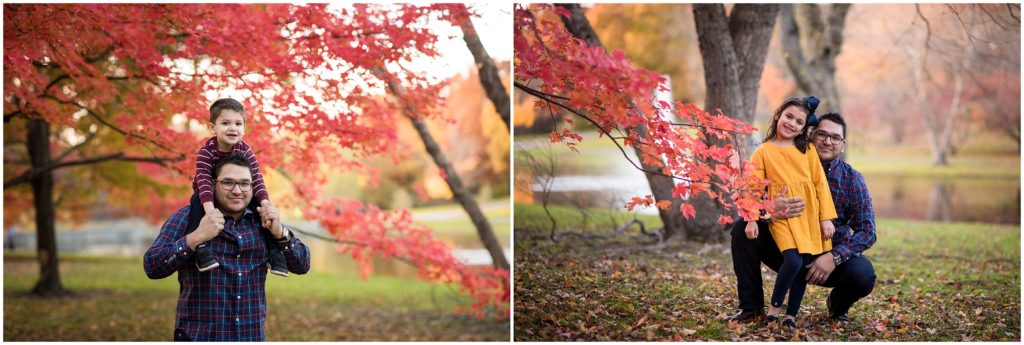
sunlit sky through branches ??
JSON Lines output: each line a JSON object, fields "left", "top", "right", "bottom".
{"left": 180, "top": 3, "right": 512, "bottom": 129}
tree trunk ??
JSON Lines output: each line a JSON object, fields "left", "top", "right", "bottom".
{"left": 690, "top": 4, "right": 780, "bottom": 241}
{"left": 27, "top": 118, "right": 67, "bottom": 296}
{"left": 375, "top": 71, "right": 509, "bottom": 270}
{"left": 909, "top": 29, "right": 971, "bottom": 166}
{"left": 406, "top": 116, "right": 509, "bottom": 270}
{"left": 779, "top": 4, "right": 850, "bottom": 115}
{"left": 555, "top": 3, "right": 689, "bottom": 241}
{"left": 456, "top": 5, "right": 511, "bottom": 130}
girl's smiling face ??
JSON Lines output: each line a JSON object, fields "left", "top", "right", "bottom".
{"left": 774, "top": 105, "right": 808, "bottom": 140}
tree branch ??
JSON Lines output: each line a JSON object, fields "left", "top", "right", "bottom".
{"left": 51, "top": 130, "right": 98, "bottom": 163}
{"left": 283, "top": 223, "right": 418, "bottom": 266}
{"left": 40, "top": 94, "right": 177, "bottom": 153}
{"left": 4, "top": 152, "right": 184, "bottom": 189}
{"left": 515, "top": 82, "right": 752, "bottom": 192}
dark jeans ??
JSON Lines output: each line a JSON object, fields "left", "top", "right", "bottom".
{"left": 730, "top": 220, "right": 876, "bottom": 316}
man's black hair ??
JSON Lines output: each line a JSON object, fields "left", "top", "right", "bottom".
{"left": 817, "top": 112, "right": 847, "bottom": 138}
{"left": 209, "top": 98, "right": 246, "bottom": 123}
{"left": 211, "top": 153, "right": 252, "bottom": 181}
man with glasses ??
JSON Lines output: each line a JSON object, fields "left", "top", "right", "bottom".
{"left": 726, "top": 112, "right": 877, "bottom": 324}
{"left": 144, "top": 153, "right": 311, "bottom": 341}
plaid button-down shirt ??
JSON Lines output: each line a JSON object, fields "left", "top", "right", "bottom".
{"left": 822, "top": 157, "right": 877, "bottom": 264}
{"left": 144, "top": 206, "right": 311, "bottom": 341}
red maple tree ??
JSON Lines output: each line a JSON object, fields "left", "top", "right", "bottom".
{"left": 4, "top": 3, "right": 507, "bottom": 318}
{"left": 514, "top": 4, "right": 773, "bottom": 224}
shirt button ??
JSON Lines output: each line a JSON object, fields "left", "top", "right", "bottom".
{"left": 237, "top": 295, "right": 241, "bottom": 300}
{"left": 238, "top": 236, "right": 242, "bottom": 239}
{"left": 238, "top": 273, "right": 242, "bottom": 277}
{"left": 236, "top": 254, "right": 241, "bottom": 258}
{"left": 235, "top": 317, "right": 240, "bottom": 322}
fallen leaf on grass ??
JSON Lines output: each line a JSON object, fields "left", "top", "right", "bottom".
{"left": 632, "top": 316, "right": 647, "bottom": 330}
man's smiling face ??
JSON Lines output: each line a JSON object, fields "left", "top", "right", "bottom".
{"left": 213, "top": 163, "right": 253, "bottom": 218}
{"left": 812, "top": 119, "right": 846, "bottom": 162}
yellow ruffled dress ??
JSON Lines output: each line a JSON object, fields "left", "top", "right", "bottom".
{"left": 750, "top": 142, "right": 838, "bottom": 255}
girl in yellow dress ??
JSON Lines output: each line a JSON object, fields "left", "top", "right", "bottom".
{"left": 745, "top": 96, "right": 837, "bottom": 329}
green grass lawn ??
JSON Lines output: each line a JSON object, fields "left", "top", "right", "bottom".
{"left": 3, "top": 253, "right": 508, "bottom": 341}
{"left": 513, "top": 203, "right": 1020, "bottom": 341}
{"left": 412, "top": 198, "right": 511, "bottom": 248}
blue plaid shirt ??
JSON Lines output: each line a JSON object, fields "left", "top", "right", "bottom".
{"left": 822, "top": 157, "right": 876, "bottom": 264}
{"left": 144, "top": 206, "right": 311, "bottom": 341}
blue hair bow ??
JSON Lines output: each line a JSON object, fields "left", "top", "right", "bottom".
{"left": 804, "top": 96, "right": 820, "bottom": 126}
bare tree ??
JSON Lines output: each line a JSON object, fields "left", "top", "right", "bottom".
{"left": 515, "top": 144, "right": 558, "bottom": 241}
{"left": 909, "top": 4, "right": 1017, "bottom": 165}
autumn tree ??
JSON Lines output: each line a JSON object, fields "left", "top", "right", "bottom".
{"left": 514, "top": 4, "right": 774, "bottom": 243}
{"left": 3, "top": 3, "right": 507, "bottom": 317}
{"left": 549, "top": 4, "right": 780, "bottom": 240}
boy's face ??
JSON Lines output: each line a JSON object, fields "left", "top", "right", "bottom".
{"left": 210, "top": 110, "right": 245, "bottom": 147}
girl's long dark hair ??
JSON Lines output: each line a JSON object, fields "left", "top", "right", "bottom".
{"left": 763, "top": 97, "right": 811, "bottom": 153}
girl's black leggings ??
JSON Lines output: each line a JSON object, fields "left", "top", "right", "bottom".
{"left": 770, "top": 249, "right": 810, "bottom": 317}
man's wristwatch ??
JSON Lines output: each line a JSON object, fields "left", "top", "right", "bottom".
{"left": 275, "top": 226, "right": 291, "bottom": 242}
{"left": 832, "top": 252, "right": 842, "bottom": 266}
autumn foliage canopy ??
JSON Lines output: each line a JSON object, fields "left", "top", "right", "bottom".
{"left": 4, "top": 3, "right": 507, "bottom": 318}
{"left": 514, "top": 4, "right": 773, "bottom": 224}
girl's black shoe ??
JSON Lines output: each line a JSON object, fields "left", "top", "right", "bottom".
{"left": 762, "top": 314, "right": 779, "bottom": 326}
{"left": 781, "top": 318, "right": 797, "bottom": 330}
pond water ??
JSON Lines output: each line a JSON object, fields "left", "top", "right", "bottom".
{"left": 520, "top": 144, "right": 1021, "bottom": 225}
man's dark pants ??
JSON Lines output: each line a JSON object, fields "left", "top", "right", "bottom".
{"left": 731, "top": 220, "right": 876, "bottom": 317}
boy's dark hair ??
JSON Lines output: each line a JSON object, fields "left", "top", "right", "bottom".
{"left": 209, "top": 98, "right": 246, "bottom": 123}
{"left": 816, "top": 112, "right": 847, "bottom": 138}
{"left": 211, "top": 153, "right": 252, "bottom": 182}
{"left": 764, "top": 97, "right": 811, "bottom": 153}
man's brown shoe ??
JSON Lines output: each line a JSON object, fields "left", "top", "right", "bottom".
{"left": 724, "top": 309, "right": 763, "bottom": 323}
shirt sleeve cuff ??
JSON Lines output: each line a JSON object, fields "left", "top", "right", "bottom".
{"left": 175, "top": 236, "right": 195, "bottom": 258}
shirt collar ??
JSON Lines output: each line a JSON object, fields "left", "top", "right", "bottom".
{"left": 222, "top": 206, "right": 256, "bottom": 223}
{"left": 822, "top": 157, "right": 841, "bottom": 173}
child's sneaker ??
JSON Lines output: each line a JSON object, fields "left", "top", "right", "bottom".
{"left": 195, "top": 242, "right": 220, "bottom": 272}
{"left": 267, "top": 248, "right": 288, "bottom": 277}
